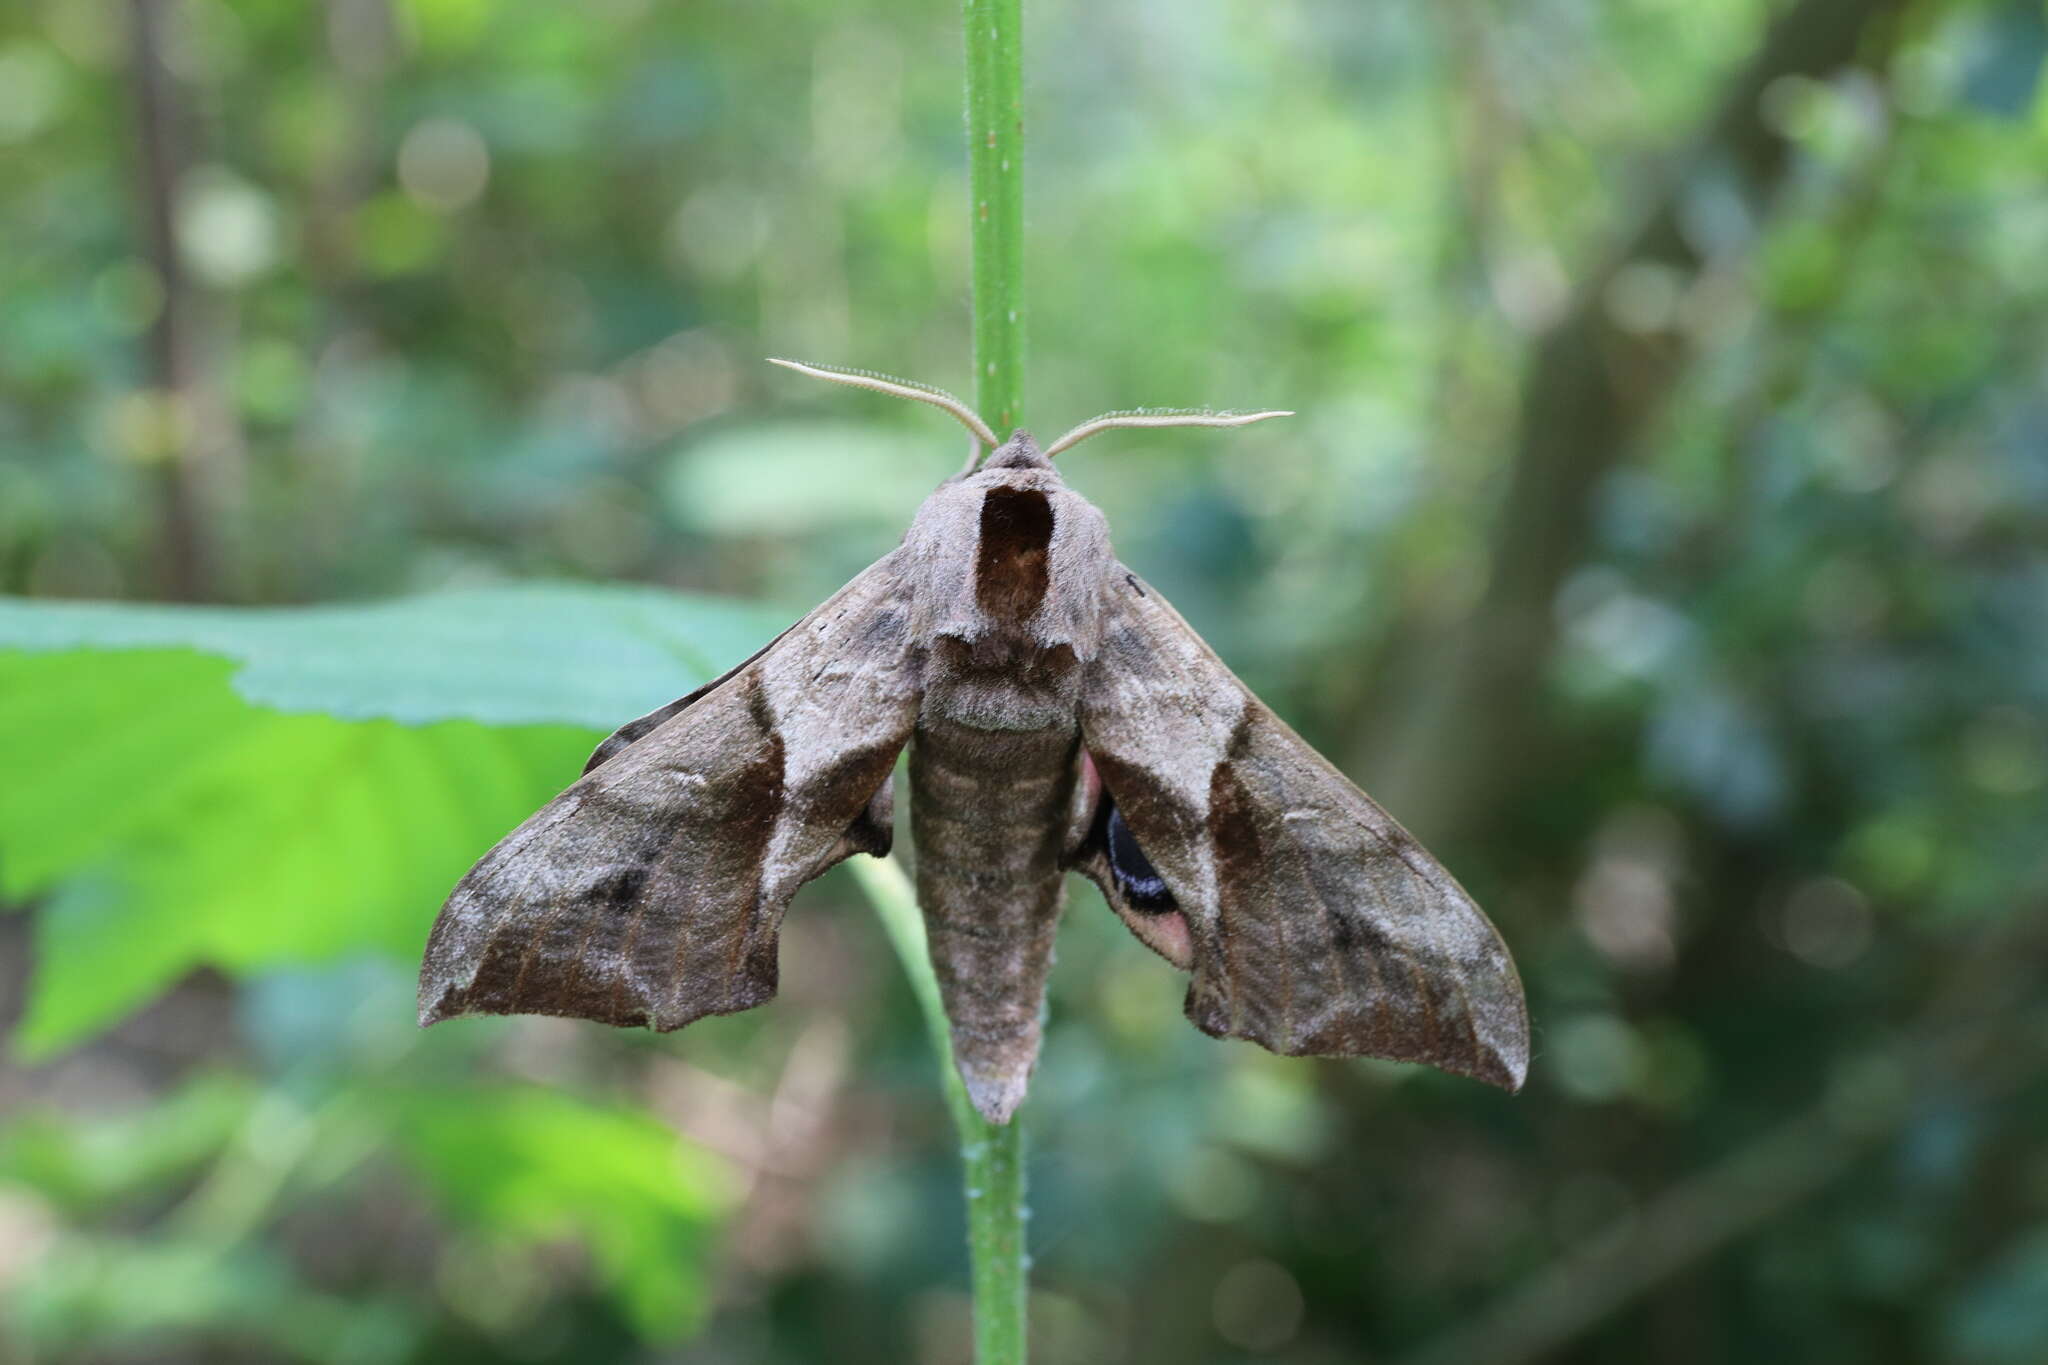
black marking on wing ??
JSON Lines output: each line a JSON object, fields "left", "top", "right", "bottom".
{"left": 1082, "top": 787, "right": 1177, "bottom": 913}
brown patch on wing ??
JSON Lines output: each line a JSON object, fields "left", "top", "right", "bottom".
{"left": 1207, "top": 730, "right": 1265, "bottom": 887}
{"left": 698, "top": 676, "right": 787, "bottom": 1016}
{"left": 734, "top": 675, "right": 788, "bottom": 840}
{"left": 1088, "top": 751, "right": 1204, "bottom": 861}
{"left": 1202, "top": 748, "right": 1270, "bottom": 1042}
{"left": 974, "top": 486, "right": 1054, "bottom": 621}
{"left": 812, "top": 743, "right": 904, "bottom": 859}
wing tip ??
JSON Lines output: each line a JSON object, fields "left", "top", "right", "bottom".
{"left": 1480, "top": 995, "right": 1533, "bottom": 1093}
{"left": 1451, "top": 1001, "right": 1530, "bottom": 1092}
{"left": 1476, "top": 1042, "right": 1530, "bottom": 1093}
{"left": 417, "top": 977, "right": 466, "bottom": 1028}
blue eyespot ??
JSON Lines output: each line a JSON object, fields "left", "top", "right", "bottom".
{"left": 1106, "top": 803, "right": 1175, "bottom": 911}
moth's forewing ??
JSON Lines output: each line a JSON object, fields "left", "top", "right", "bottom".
{"left": 1075, "top": 568, "right": 1529, "bottom": 1091}
{"left": 417, "top": 554, "right": 919, "bottom": 1033}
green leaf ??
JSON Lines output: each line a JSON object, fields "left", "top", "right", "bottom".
{"left": 0, "top": 1065, "right": 736, "bottom": 1350}
{"left": 0, "top": 583, "right": 780, "bottom": 727}
{"left": 390, "top": 1085, "right": 735, "bottom": 1340}
{"left": 0, "top": 584, "right": 786, "bottom": 1058}
{"left": 0, "top": 1072, "right": 257, "bottom": 1213}
{"left": 11, "top": 1237, "right": 419, "bottom": 1365}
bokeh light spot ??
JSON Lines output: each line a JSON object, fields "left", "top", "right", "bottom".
{"left": 668, "top": 184, "right": 768, "bottom": 282}
{"left": 1551, "top": 1013, "right": 1646, "bottom": 1104}
{"left": 1212, "top": 1259, "right": 1304, "bottom": 1352}
{"left": 398, "top": 117, "right": 491, "bottom": 213}
{"left": 176, "top": 167, "right": 281, "bottom": 287}
{"left": 1781, "top": 877, "right": 1874, "bottom": 970}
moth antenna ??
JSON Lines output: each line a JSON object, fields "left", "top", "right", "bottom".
{"left": 767, "top": 357, "right": 999, "bottom": 450}
{"left": 1042, "top": 407, "right": 1295, "bottom": 458}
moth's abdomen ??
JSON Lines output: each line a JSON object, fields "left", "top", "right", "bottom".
{"left": 908, "top": 712, "right": 1079, "bottom": 1123}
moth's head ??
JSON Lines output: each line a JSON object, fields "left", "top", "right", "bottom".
{"left": 978, "top": 429, "right": 1052, "bottom": 474}
{"left": 916, "top": 428, "right": 1089, "bottom": 561}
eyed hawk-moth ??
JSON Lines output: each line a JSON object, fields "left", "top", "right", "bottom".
{"left": 418, "top": 361, "right": 1530, "bottom": 1122}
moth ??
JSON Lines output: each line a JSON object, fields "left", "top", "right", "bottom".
{"left": 419, "top": 359, "right": 1529, "bottom": 1122}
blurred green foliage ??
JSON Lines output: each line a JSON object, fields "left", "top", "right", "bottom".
{"left": 0, "top": 586, "right": 779, "bottom": 1053}
{"left": 3, "top": 0, "right": 2047, "bottom": 1362}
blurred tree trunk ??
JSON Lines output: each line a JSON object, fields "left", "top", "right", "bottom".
{"left": 128, "top": 0, "right": 245, "bottom": 601}
{"left": 1356, "top": 0, "right": 1917, "bottom": 844}
{"left": 129, "top": 0, "right": 208, "bottom": 600}
{"left": 310, "top": 0, "right": 397, "bottom": 287}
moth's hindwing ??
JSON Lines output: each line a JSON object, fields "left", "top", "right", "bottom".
{"left": 417, "top": 552, "right": 918, "bottom": 1032}
{"left": 1075, "top": 567, "right": 1530, "bottom": 1091}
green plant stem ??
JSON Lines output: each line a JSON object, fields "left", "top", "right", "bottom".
{"left": 849, "top": 856, "right": 1028, "bottom": 1365}
{"left": 853, "top": 8, "right": 1030, "bottom": 1361}
{"left": 966, "top": 0, "right": 1025, "bottom": 440}
{"left": 960, "top": 3, "right": 1030, "bottom": 1361}
{"left": 950, "top": 0, "right": 1040, "bottom": 1358}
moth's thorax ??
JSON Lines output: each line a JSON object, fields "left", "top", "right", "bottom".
{"left": 902, "top": 438, "right": 1115, "bottom": 733}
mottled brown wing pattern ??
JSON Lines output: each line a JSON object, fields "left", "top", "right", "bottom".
{"left": 1076, "top": 567, "right": 1530, "bottom": 1090}
{"left": 417, "top": 551, "right": 919, "bottom": 1033}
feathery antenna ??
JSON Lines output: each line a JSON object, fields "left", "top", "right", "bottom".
{"left": 1042, "top": 407, "right": 1294, "bottom": 459}
{"left": 768, "top": 358, "right": 999, "bottom": 450}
